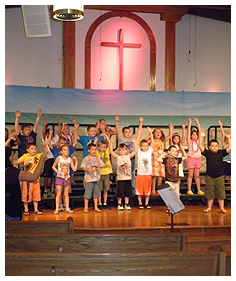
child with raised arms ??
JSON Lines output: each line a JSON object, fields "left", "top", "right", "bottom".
{"left": 52, "top": 144, "right": 78, "bottom": 214}
{"left": 135, "top": 127, "right": 154, "bottom": 209}
{"left": 114, "top": 115, "right": 143, "bottom": 191}
{"left": 187, "top": 118, "right": 204, "bottom": 195}
{"left": 14, "top": 109, "right": 42, "bottom": 158}
{"left": 146, "top": 124, "right": 174, "bottom": 194}
{"left": 158, "top": 144, "right": 187, "bottom": 199}
{"left": 170, "top": 122, "right": 186, "bottom": 190}
{"left": 108, "top": 136, "right": 138, "bottom": 210}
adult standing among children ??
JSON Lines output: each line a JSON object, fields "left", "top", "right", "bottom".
{"left": 5, "top": 146, "right": 48, "bottom": 221}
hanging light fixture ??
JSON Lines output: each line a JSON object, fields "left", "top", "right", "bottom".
{"left": 52, "top": 5, "right": 84, "bottom": 21}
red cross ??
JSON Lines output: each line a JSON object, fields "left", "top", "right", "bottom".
{"left": 101, "top": 29, "right": 141, "bottom": 90}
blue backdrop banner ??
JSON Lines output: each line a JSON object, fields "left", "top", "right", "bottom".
{"left": 5, "top": 85, "right": 231, "bottom": 116}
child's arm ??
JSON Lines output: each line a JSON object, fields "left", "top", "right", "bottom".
{"left": 71, "top": 156, "right": 78, "bottom": 172}
{"left": 106, "top": 125, "right": 116, "bottom": 136}
{"left": 156, "top": 153, "right": 167, "bottom": 163}
{"left": 218, "top": 120, "right": 226, "bottom": 146}
{"left": 133, "top": 116, "right": 144, "bottom": 140}
{"left": 114, "top": 115, "right": 121, "bottom": 140}
{"left": 52, "top": 157, "right": 61, "bottom": 175}
{"left": 15, "top": 155, "right": 25, "bottom": 166}
{"left": 194, "top": 117, "right": 201, "bottom": 137}
{"left": 129, "top": 138, "right": 138, "bottom": 159}
{"left": 42, "top": 118, "right": 47, "bottom": 140}
{"left": 179, "top": 143, "right": 187, "bottom": 160}
{"left": 198, "top": 130, "right": 206, "bottom": 153}
{"left": 57, "top": 116, "right": 62, "bottom": 136}
{"left": 33, "top": 109, "right": 43, "bottom": 133}
{"left": 109, "top": 137, "right": 118, "bottom": 160}
{"left": 5, "top": 131, "right": 18, "bottom": 147}
{"left": 147, "top": 126, "right": 154, "bottom": 148}
{"left": 225, "top": 134, "right": 231, "bottom": 154}
{"left": 14, "top": 110, "right": 21, "bottom": 135}
{"left": 72, "top": 125, "right": 78, "bottom": 148}
{"left": 47, "top": 127, "right": 54, "bottom": 150}
{"left": 181, "top": 122, "right": 186, "bottom": 145}
{"left": 187, "top": 118, "right": 192, "bottom": 146}
{"left": 165, "top": 123, "right": 174, "bottom": 142}
{"left": 95, "top": 120, "right": 101, "bottom": 135}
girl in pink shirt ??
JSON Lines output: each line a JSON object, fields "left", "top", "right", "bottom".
{"left": 187, "top": 118, "right": 204, "bottom": 195}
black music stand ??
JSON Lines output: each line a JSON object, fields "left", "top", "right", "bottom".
{"left": 157, "top": 184, "right": 188, "bottom": 232}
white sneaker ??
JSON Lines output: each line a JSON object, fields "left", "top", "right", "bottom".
{"left": 117, "top": 204, "right": 124, "bottom": 210}
{"left": 124, "top": 204, "right": 131, "bottom": 210}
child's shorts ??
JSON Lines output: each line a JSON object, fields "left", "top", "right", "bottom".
{"left": 43, "top": 158, "right": 54, "bottom": 179}
{"left": 165, "top": 181, "right": 180, "bottom": 198}
{"left": 135, "top": 175, "right": 152, "bottom": 196}
{"left": 22, "top": 181, "right": 41, "bottom": 202}
{"left": 116, "top": 180, "right": 132, "bottom": 198}
{"left": 99, "top": 175, "right": 110, "bottom": 191}
{"left": 204, "top": 175, "right": 226, "bottom": 200}
{"left": 55, "top": 177, "right": 70, "bottom": 186}
{"left": 187, "top": 157, "right": 201, "bottom": 169}
{"left": 84, "top": 181, "right": 100, "bottom": 199}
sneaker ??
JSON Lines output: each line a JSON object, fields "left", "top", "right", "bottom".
{"left": 124, "top": 204, "right": 131, "bottom": 210}
{"left": 98, "top": 204, "right": 103, "bottom": 210}
{"left": 197, "top": 190, "right": 204, "bottom": 196}
{"left": 102, "top": 204, "right": 111, "bottom": 210}
{"left": 117, "top": 204, "right": 124, "bottom": 210}
{"left": 187, "top": 190, "right": 194, "bottom": 195}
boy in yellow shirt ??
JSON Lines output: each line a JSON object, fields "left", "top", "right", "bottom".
{"left": 15, "top": 144, "right": 43, "bottom": 215}
{"left": 96, "top": 140, "right": 113, "bottom": 210}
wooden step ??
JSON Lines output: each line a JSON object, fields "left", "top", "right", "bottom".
{"left": 187, "top": 235, "right": 231, "bottom": 256}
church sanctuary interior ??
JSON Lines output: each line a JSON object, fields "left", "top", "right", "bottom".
{"left": 5, "top": 4, "right": 231, "bottom": 276}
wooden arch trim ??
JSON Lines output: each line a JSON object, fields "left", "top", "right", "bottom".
{"left": 85, "top": 11, "right": 156, "bottom": 91}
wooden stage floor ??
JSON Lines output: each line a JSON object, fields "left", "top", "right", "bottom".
{"left": 21, "top": 205, "right": 231, "bottom": 233}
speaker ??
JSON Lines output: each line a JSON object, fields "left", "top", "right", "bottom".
{"left": 21, "top": 5, "right": 52, "bottom": 38}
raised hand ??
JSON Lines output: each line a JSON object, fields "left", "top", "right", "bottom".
{"left": 15, "top": 110, "right": 21, "bottom": 118}
{"left": 217, "top": 120, "right": 223, "bottom": 127}
{"left": 37, "top": 109, "right": 43, "bottom": 117}
{"left": 188, "top": 118, "right": 192, "bottom": 123}
{"left": 194, "top": 117, "right": 199, "bottom": 123}
{"left": 200, "top": 130, "right": 206, "bottom": 137}
{"left": 57, "top": 116, "right": 61, "bottom": 123}
{"left": 43, "top": 118, "right": 48, "bottom": 125}
{"left": 182, "top": 122, "right": 186, "bottom": 127}
{"left": 114, "top": 115, "right": 120, "bottom": 122}
{"left": 147, "top": 126, "right": 152, "bottom": 134}
{"left": 169, "top": 123, "right": 174, "bottom": 130}
{"left": 139, "top": 116, "right": 144, "bottom": 122}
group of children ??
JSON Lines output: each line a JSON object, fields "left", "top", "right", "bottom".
{"left": 5, "top": 110, "right": 231, "bottom": 215}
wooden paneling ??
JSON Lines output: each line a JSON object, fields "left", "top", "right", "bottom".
{"left": 63, "top": 22, "right": 75, "bottom": 89}
{"left": 5, "top": 217, "right": 74, "bottom": 234}
{"left": 5, "top": 251, "right": 226, "bottom": 276}
{"left": 5, "top": 233, "right": 186, "bottom": 252}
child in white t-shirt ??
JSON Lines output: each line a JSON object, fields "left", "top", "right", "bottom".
{"left": 135, "top": 127, "right": 154, "bottom": 209}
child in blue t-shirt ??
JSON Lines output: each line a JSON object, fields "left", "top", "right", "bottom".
{"left": 78, "top": 125, "right": 104, "bottom": 157}
{"left": 14, "top": 109, "right": 42, "bottom": 158}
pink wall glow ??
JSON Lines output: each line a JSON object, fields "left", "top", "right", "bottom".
{"left": 91, "top": 17, "right": 150, "bottom": 91}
